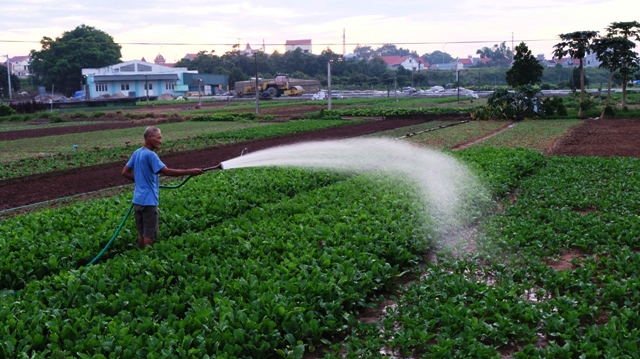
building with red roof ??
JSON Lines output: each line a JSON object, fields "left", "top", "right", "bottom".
{"left": 380, "top": 56, "right": 426, "bottom": 71}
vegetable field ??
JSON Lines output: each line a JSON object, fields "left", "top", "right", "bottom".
{"left": 2, "top": 112, "right": 640, "bottom": 358}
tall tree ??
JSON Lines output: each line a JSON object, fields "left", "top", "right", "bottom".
{"left": 552, "top": 30, "right": 599, "bottom": 117}
{"left": 174, "top": 51, "right": 223, "bottom": 74}
{"left": 422, "top": 51, "right": 454, "bottom": 65}
{"left": 476, "top": 42, "right": 513, "bottom": 67}
{"left": 30, "top": 24, "right": 122, "bottom": 96}
{"left": 506, "top": 42, "right": 544, "bottom": 87}
{"left": 603, "top": 21, "right": 640, "bottom": 108}
{"left": 592, "top": 36, "right": 639, "bottom": 116}
{"left": 353, "top": 45, "right": 374, "bottom": 60}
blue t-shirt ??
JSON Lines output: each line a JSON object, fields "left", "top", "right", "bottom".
{"left": 126, "top": 147, "right": 166, "bottom": 206}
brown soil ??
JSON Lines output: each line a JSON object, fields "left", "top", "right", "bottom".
{"left": 547, "top": 118, "right": 640, "bottom": 157}
{"left": 0, "top": 118, "right": 429, "bottom": 211}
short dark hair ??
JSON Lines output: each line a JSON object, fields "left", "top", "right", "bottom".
{"left": 143, "top": 126, "right": 160, "bottom": 139}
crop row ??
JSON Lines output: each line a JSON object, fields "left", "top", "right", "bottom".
{"left": 0, "top": 174, "right": 433, "bottom": 358}
{"left": 0, "top": 167, "right": 348, "bottom": 291}
{"left": 0, "top": 119, "right": 354, "bottom": 180}
{"left": 324, "top": 152, "right": 640, "bottom": 358}
{"left": 322, "top": 107, "right": 471, "bottom": 118}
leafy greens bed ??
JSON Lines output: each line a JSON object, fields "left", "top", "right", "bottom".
{"left": 5, "top": 147, "right": 638, "bottom": 358}
{"left": 326, "top": 152, "right": 640, "bottom": 358}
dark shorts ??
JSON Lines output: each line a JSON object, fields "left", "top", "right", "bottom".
{"left": 133, "top": 205, "right": 159, "bottom": 239}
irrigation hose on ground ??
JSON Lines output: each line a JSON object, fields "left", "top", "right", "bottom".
{"left": 85, "top": 163, "right": 224, "bottom": 266}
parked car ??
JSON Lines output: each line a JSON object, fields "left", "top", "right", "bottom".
{"left": 331, "top": 91, "right": 344, "bottom": 99}
{"left": 311, "top": 91, "right": 327, "bottom": 101}
{"left": 311, "top": 90, "right": 345, "bottom": 101}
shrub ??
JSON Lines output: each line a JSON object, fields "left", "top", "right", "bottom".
{"left": 0, "top": 104, "right": 17, "bottom": 117}
{"left": 70, "top": 111, "right": 89, "bottom": 119}
{"left": 50, "top": 115, "right": 66, "bottom": 123}
{"left": 191, "top": 113, "right": 258, "bottom": 122}
{"left": 602, "top": 105, "right": 615, "bottom": 117}
{"left": 579, "top": 98, "right": 597, "bottom": 112}
{"left": 540, "top": 96, "right": 567, "bottom": 116}
{"left": 91, "top": 111, "right": 105, "bottom": 118}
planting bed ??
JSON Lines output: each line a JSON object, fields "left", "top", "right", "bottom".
{"left": 0, "top": 119, "right": 429, "bottom": 211}
{"left": 548, "top": 118, "right": 640, "bottom": 157}
{"left": 4, "top": 113, "right": 640, "bottom": 357}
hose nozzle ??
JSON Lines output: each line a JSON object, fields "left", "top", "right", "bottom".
{"left": 203, "top": 163, "right": 224, "bottom": 172}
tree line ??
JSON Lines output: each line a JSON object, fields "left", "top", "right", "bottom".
{"left": 3, "top": 23, "right": 639, "bottom": 99}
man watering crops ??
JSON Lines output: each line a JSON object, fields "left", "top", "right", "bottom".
{"left": 122, "top": 126, "right": 203, "bottom": 249}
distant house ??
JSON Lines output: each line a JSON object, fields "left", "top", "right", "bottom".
{"left": 152, "top": 53, "right": 174, "bottom": 67}
{"left": 458, "top": 57, "right": 474, "bottom": 69}
{"left": 473, "top": 57, "right": 493, "bottom": 67}
{"left": 81, "top": 59, "right": 229, "bottom": 99}
{"left": 554, "top": 58, "right": 577, "bottom": 67}
{"left": 285, "top": 39, "right": 312, "bottom": 54}
{"left": 536, "top": 54, "right": 557, "bottom": 68}
{"left": 380, "top": 56, "right": 426, "bottom": 71}
{"left": 8, "top": 55, "right": 31, "bottom": 77}
{"left": 183, "top": 53, "right": 199, "bottom": 61}
{"left": 244, "top": 43, "right": 259, "bottom": 56}
{"left": 583, "top": 51, "right": 601, "bottom": 67}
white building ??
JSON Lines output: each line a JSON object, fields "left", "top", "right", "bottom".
{"left": 81, "top": 59, "right": 229, "bottom": 98}
{"left": 285, "top": 39, "right": 312, "bottom": 54}
{"left": 380, "top": 56, "right": 426, "bottom": 71}
{"left": 8, "top": 55, "right": 31, "bottom": 77}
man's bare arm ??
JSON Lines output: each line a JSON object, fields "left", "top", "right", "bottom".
{"left": 122, "top": 166, "right": 135, "bottom": 181}
{"left": 160, "top": 167, "right": 203, "bottom": 177}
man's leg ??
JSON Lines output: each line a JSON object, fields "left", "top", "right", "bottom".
{"left": 140, "top": 206, "right": 159, "bottom": 249}
{"left": 134, "top": 205, "right": 145, "bottom": 249}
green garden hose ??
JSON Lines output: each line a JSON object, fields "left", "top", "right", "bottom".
{"left": 85, "top": 175, "right": 195, "bottom": 266}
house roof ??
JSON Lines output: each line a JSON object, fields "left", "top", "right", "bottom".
{"left": 285, "top": 39, "right": 312, "bottom": 46}
{"left": 458, "top": 58, "right": 473, "bottom": 65}
{"left": 94, "top": 74, "right": 179, "bottom": 82}
{"left": 478, "top": 58, "right": 492, "bottom": 64}
{"left": 9, "top": 55, "right": 30, "bottom": 62}
{"left": 184, "top": 53, "right": 199, "bottom": 60}
{"left": 380, "top": 55, "right": 424, "bottom": 66}
{"left": 554, "top": 58, "right": 575, "bottom": 64}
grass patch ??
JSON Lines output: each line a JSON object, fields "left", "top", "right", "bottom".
{"left": 474, "top": 119, "right": 582, "bottom": 151}
{"left": 407, "top": 120, "right": 507, "bottom": 149}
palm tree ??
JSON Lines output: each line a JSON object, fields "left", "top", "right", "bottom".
{"left": 553, "top": 31, "right": 599, "bottom": 117}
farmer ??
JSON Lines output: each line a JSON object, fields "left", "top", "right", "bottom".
{"left": 122, "top": 126, "right": 203, "bottom": 249}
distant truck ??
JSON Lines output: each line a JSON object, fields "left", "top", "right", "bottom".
{"left": 237, "top": 75, "right": 305, "bottom": 98}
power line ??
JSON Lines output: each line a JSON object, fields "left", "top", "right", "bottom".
{"left": 0, "top": 39, "right": 558, "bottom": 47}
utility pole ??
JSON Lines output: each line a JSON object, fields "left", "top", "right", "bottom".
{"left": 394, "top": 76, "right": 397, "bottom": 102}
{"left": 327, "top": 60, "right": 332, "bottom": 110}
{"left": 6, "top": 55, "right": 12, "bottom": 101}
{"left": 198, "top": 78, "right": 202, "bottom": 108}
{"left": 145, "top": 75, "right": 149, "bottom": 106}
{"left": 254, "top": 53, "right": 260, "bottom": 115}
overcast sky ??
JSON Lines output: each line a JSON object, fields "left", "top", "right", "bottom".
{"left": 1, "top": 0, "right": 637, "bottom": 64}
